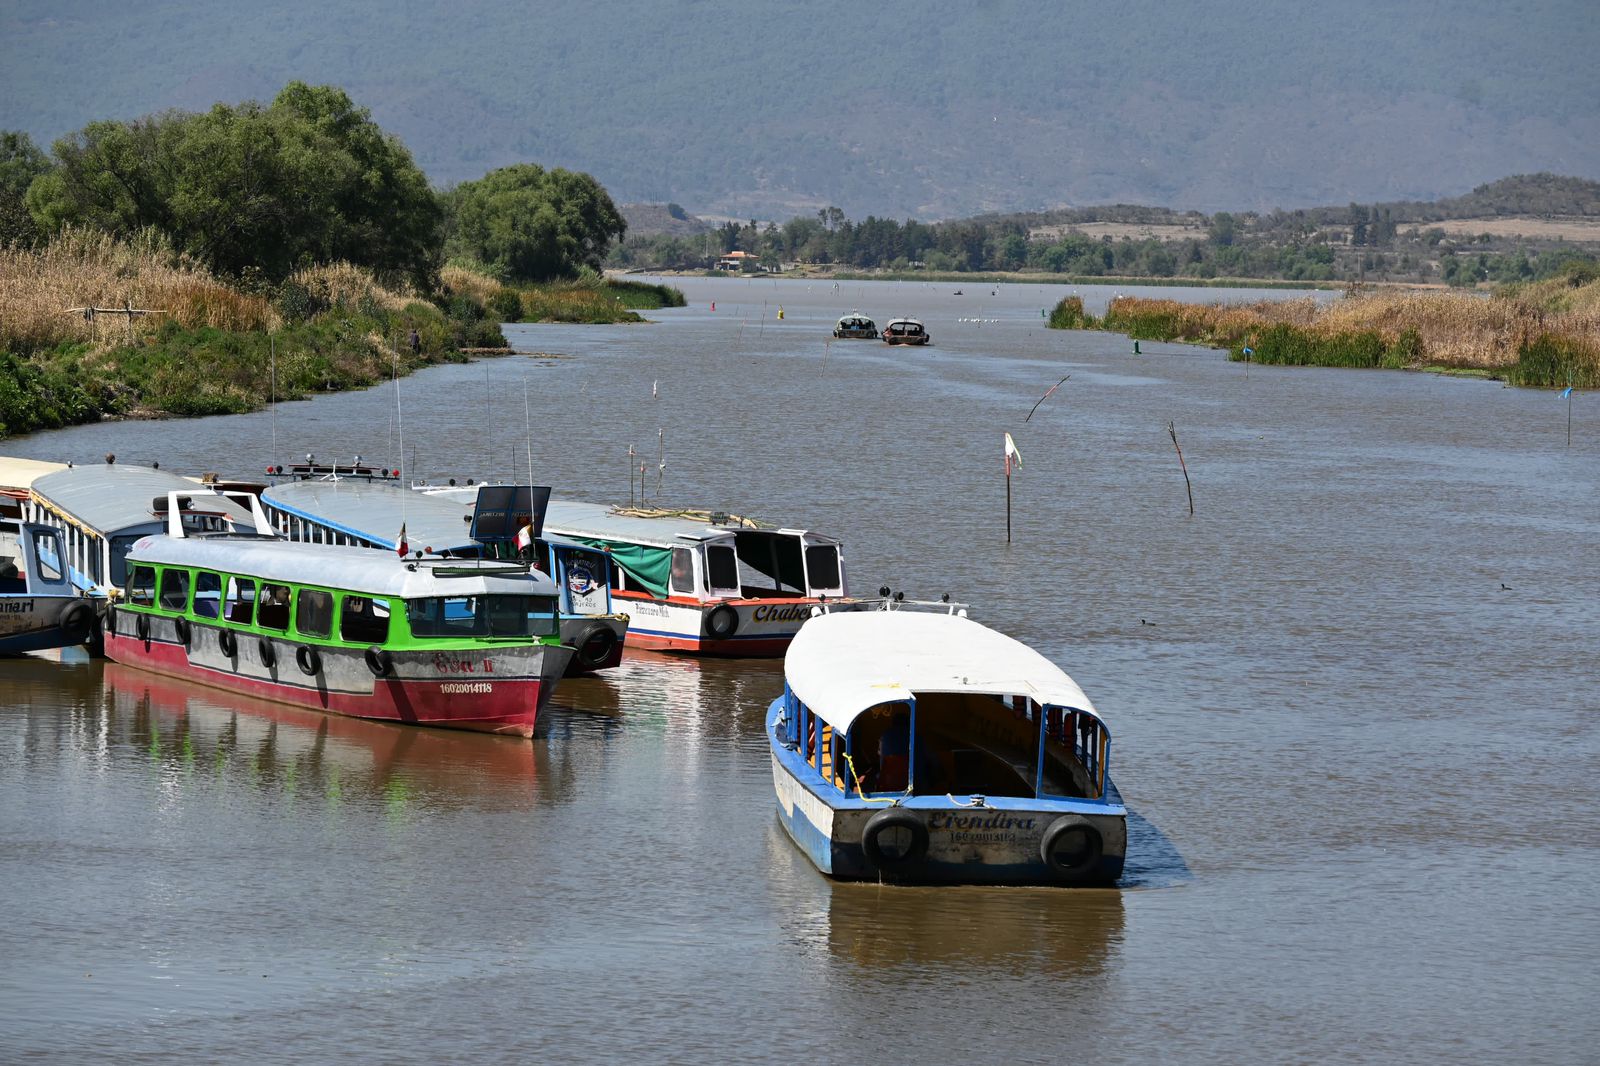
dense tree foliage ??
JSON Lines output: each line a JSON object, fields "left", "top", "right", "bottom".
{"left": 445, "top": 165, "right": 626, "bottom": 282}
{"left": 25, "top": 84, "right": 442, "bottom": 288}
{"left": 0, "top": 131, "right": 50, "bottom": 247}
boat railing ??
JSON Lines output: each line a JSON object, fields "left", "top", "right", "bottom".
{"left": 165, "top": 489, "right": 278, "bottom": 540}
{"left": 809, "top": 589, "right": 968, "bottom": 618}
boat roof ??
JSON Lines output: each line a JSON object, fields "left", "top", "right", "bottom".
{"left": 31, "top": 465, "right": 254, "bottom": 535}
{"left": 264, "top": 479, "right": 600, "bottom": 556}
{"left": 837, "top": 313, "right": 874, "bottom": 323}
{"left": 786, "top": 611, "right": 1098, "bottom": 732}
{"left": 886, "top": 317, "right": 924, "bottom": 326}
{"left": 127, "top": 535, "right": 560, "bottom": 599}
{"left": 543, "top": 499, "right": 772, "bottom": 550}
{"left": 0, "top": 456, "right": 67, "bottom": 494}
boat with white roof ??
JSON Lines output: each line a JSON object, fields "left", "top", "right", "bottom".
{"left": 768, "top": 599, "right": 1126, "bottom": 885}
{"left": 538, "top": 500, "right": 848, "bottom": 656}
{"left": 103, "top": 489, "right": 573, "bottom": 737}
{"left": 259, "top": 463, "right": 630, "bottom": 674}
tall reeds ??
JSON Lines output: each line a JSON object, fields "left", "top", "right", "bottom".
{"left": 1067, "top": 287, "right": 1600, "bottom": 387}
{"left": 0, "top": 228, "right": 278, "bottom": 353}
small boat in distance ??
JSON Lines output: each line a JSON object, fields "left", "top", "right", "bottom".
{"left": 882, "top": 318, "right": 931, "bottom": 345}
{"left": 769, "top": 600, "right": 1126, "bottom": 885}
{"left": 103, "top": 488, "right": 574, "bottom": 737}
{"left": 832, "top": 313, "right": 878, "bottom": 339}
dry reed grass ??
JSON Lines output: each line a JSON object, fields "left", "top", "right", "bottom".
{"left": 440, "top": 264, "right": 504, "bottom": 304}
{"left": 288, "top": 262, "right": 414, "bottom": 315}
{"left": 0, "top": 228, "right": 279, "bottom": 352}
{"left": 1102, "top": 287, "right": 1600, "bottom": 374}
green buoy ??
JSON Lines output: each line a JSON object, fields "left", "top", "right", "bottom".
{"left": 1133, "top": 340, "right": 1141, "bottom": 354}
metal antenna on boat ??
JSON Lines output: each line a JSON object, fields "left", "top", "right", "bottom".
{"left": 524, "top": 376, "right": 535, "bottom": 494}
{"left": 269, "top": 332, "right": 277, "bottom": 470}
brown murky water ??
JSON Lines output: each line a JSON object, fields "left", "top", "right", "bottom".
{"left": 3, "top": 278, "right": 1597, "bottom": 1062}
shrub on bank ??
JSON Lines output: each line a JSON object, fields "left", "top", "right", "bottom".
{"left": 1047, "top": 295, "right": 1095, "bottom": 329}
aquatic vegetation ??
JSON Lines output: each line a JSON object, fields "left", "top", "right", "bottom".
{"left": 1052, "top": 284, "right": 1600, "bottom": 388}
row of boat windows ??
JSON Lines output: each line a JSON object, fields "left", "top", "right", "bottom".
{"left": 783, "top": 693, "right": 1110, "bottom": 801}
{"left": 664, "top": 543, "right": 842, "bottom": 597}
{"left": 123, "top": 564, "right": 559, "bottom": 641}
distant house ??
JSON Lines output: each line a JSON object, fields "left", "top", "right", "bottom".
{"left": 716, "top": 250, "right": 756, "bottom": 271}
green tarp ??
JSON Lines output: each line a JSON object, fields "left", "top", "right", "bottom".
{"left": 570, "top": 537, "right": 672, "bottom": 598}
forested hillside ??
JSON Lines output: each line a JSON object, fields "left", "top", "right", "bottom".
{"left": 3, "top": 0, "right": 1596, "bottom": 219}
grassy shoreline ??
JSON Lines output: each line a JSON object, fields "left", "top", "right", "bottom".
{"left": 0, "top": 234, "right": 683, "bottom": 439}
{"left": 1046, "top": 274, "right": 1600, "bottom": 388}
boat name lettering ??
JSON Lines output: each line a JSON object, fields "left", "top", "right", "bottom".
{"left": 928, "top": 813, "right": 1038, "bottom": 832}
{"left": 433, "top": 655, "right": 495, "bottom": 674}
{"left": 752, "top": 604, "right": 811, "bottom": 624}
{"left": 440, "top": 682, "right": 494, "bottom": 694}
{"left": 632, "top": 602, "right": 669, "bottom": 617}
{"left": 0, "top": 599, "right": 36, "bottom": 614}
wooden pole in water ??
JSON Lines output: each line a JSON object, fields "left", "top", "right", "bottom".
{"left": 1168, "top": 421, "right": 1194, "bottom": 516}
{"left": 1568, "top": 370, "right": 1574, "bottom": 448}
{"left": 1006, "top": 467, "right": 1012, "bottom": 543}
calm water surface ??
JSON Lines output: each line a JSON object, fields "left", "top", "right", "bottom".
{"left": 3, "top": 278, "right": 1597, "bottom": 1062}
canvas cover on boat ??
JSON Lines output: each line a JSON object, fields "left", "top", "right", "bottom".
{"left": 568, "top": 537, "right": 672, "bottom": 598}
{"left": 786, "top": 611, "right": 1099, "bottom": 732}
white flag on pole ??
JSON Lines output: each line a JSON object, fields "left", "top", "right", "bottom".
{"left": 1004, "top": 432, "right": 1023, "bottom": 475}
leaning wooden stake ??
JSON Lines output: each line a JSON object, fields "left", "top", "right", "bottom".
{"left": 1167, "top": 421, "right": 1194, "bottom": 516}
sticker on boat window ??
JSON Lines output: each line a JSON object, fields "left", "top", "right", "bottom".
{"left": 567, "top": 559, "right": 598, "bottom": 596}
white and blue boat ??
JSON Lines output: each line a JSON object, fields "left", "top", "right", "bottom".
{"left": 0, "top": 518, "right": 97, "bottom": 654}
{"left": 769, "top": 602, "right": 1126, "bottom": 885}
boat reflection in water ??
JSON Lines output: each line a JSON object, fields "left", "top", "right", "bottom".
{"left": 817, "top": 880, "right": 1125, "bottom": 976}
{"left": 100, "top": 663, "right": 562, "bottom": 811}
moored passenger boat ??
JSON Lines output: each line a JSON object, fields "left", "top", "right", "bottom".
{"left": 103, "top": 490, "right": 573, "bottom": 737}
{"left": 0, "top": 519, "right": 98, "bottom": 654}
{"left": 260, "top": 466, "right": 630, "bottom": 674}
{"left": 882, "top": 318, "right": 931, "bottom": 345}
{"left": 769, "top": 602, "right": 1126, "bottom": 885}
{"left": 833, "top": 313, "right": 878, "bottom": 339}
{"left": 540, "top": 500, "right": 848, "bottom": 656}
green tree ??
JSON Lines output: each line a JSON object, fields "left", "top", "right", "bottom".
{"left": 0, "top": 130, "right": 51, "bottom": 246}
{"left": 447, "top": 163, "right": 625, "bottom": 282}
{"left": 26, "top": 83, "right": 442, "bottom": 288}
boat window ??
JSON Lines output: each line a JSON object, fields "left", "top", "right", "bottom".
{"left": 1039, "top": 706, "right": 1107, "bottom": 800}
{"left": 257, "top": 583, "right": 292, "bottom": 631}
{"left": 223, "top": 576, "right": 257, "bottom": 625}
{"left": 705, "top": 545, "right": 738, "bottom": 592}
{"left": 851, "top": 703, "right": 913, "bottom": 794}
{"left": 734, "top": 531, "right": 806, "bottom": 596}
{"left": 30, "top": 529, "right": 63, "bottom": 582}
{"left": 669, "top": 548, "right": 696, "bottom": 595}
{"left": 109, "top": 534, "right": 143, "bottom": 587}
{"left": 158, "top": 568, "right": 190, "bottom": 612}
{"left": 406, "top": 595, "right": 559, "bottom": 638}
{"left": 909, "top": 692, "right": 1043, "bottom": 799}
{"left": 193, "top": 571, "right": 222, "bottom": 618}
{"left": 295, "top": 588, "right": 334, "bottom": 638}
{"left": 340, "top": 596, "right": 392, "bottom": 644}
{"left": 804, "top": 545, "right": 840, "bottom": 591}
{"left": 127, "top": 564, "right": 156, "bottom": 607}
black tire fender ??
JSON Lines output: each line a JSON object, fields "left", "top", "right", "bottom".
{"left": 59, "top": 600, "right": 95, "bottom": 643}
{"left": 1039, "top": 815, "right": 1104, "bottom": 878}
{"left": 218, "top": 628, "right": 238, "bottom": 658}
{"left": 364, "top": 645, "right": 393, "bottom": 677}
{"left": 258, "top": 636, "right": 276, "bottom": 669}
{"left": 135, "top": 612, "right": 150, "bottom": 642}
{"left": 572, "top": 623, "right": 618, "bottom": 670}
{"left": 173, "top": 617, "right": 191, "bottom": 647}
{"left": 705, "top": 604, "right": 739, "bottom": 640}
{"left": 861, "top": 808, "right": 929, "bottom": 870}
{"left": 295, "top": 644, "right": 321, "bottom": 676}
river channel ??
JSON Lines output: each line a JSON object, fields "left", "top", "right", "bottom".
{"left": 2, "top": 277, "right": 1597, "bottom": 1062}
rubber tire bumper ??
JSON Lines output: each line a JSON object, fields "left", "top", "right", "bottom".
{"left": 58, "top": 601, "right": 95, "bottom": 643}
{"left": 861, "top": 808, "right": 929, "bottom": 871}
{"left": 295, "top": 644, "right": 321, "bottom": 676}
{"left": 705, "top": 605, "right": 739, "bottom": 640}
{"left": 365, "top": 645, "right": 393, "bottom": 677}
{"left": 572, "top": 624, "right": 618, "bottom": 670}
{"left": 258, "top": 637, "right": 276, "bottom": 669}
{"left": 1039, "top": 815, "right": 1104, "bottom": 879}
{"left": 218, "top": 628, "right": 238, "bottom": 658}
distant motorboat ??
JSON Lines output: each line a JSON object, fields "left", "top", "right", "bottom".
{"left": 832, "top": 313, "right": 878, "bottom": 340}
{"left": 882, "top": 318, "right": 931, "bottom": 346}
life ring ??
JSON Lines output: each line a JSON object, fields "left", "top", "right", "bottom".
{"left": 861, "top": 808, "right": 929, "bottom": 870}
{"left": 572, "top": 623, "right": 618, "bottom": 671}
{"left": 364, "top": 645, "right": 393, "bottom": 677}
{"left": 218, "top": 628, "right": 238, "bottom": 658}
{"left": 58, "top": 601, "right": 95, "bottom": 643}
{"left": 258, "top": 637, "right": 276, "bottom": 668}
{"left": 173, "top": 617, "right": 191, "bottom": 647}
{"left": 1039, "top": 815, "right": 1104, "bottom": 878}
{"left": 705, "top": 604, "right": 739, "bottom": 640}
{"left": 135, "top": 612, "right": 150, "bottom": 642}
{"left": 295, "top": 644, "right": 321, "bottom": 676}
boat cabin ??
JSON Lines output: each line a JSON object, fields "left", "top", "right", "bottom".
{"left": 882, "top": 318, "right": 930, "bottom": 345}
{"left": 833, "top": 314, "right": 878, "bottom": 339}
{"left": 25, "top": 464, "right": 258, "bottom": 596}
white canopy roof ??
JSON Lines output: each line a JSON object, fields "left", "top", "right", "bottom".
{"left": 785, "top": 611, "right": 1099, "bottom": 732}
{"left": 128, "top": 535, "right": 559, "bottom": 599}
